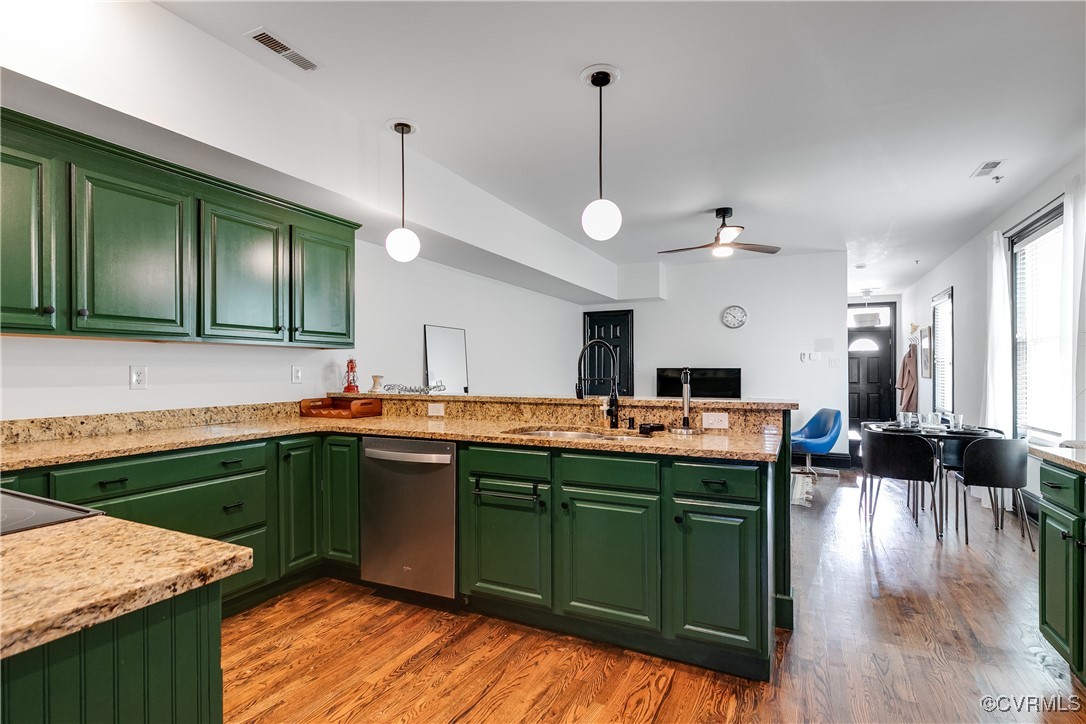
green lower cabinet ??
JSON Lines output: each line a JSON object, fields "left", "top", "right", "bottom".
{"left": 665, "top": 497, "right": 763, "bottom": 652}
{"left": 1, "top": 583, "right": 223, "bottom": 724}
{"left": 555, "top": 485, "right": 660, "bottom": 631}
{"left": 221, "top": 526, "right": 277, "bottom": 598}
{"left": 322, "top": 436, "right": 360, "bottom": 566}
{"left": 460, "top": 478, "right": 552, "bottom": 607}
{"left": 279, "top": 437, "right": 322, "bottom": 575}
{"left": 1038, "top": 499, "right": 1082, "bottom": 669}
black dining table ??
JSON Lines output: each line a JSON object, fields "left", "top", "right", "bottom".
{"left": 864, "top": 422, "right": 1004, "bottom": 528}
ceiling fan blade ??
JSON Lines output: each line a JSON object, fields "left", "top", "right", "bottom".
{"left": 657, "top": 241, "right": 717, "bottom": 254}
{"left": 723, "top": 241, "right": 782, "bottom": 255}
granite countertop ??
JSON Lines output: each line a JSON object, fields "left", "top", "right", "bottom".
{"left": 1, "top": 416, "right": 784, "bottom": 472}
{"left": 1030, "top": 445, "right": 1086, "bottom": 476}
{"left": 1, "top": 516, "right": 252, "bottom": 658}
{"left": 334, "top": 392, "right": 800, "bottom": 410}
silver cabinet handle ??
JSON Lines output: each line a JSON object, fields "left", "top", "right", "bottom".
{"left": 364, "top": 448, "right": 452, "bottom": 465}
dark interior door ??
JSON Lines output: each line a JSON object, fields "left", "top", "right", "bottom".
{"left": 583, "top": 310, "right": 633, "bottom": 396}
{"left": 848, "top": 328, "right": 894, "bottom": 428}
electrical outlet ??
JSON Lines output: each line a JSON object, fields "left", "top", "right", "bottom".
{"left": 799, "top": 352, "right": 807, "bottom": 362}
{"left": 129, "top": 366, "right": 148, "bottom": 390}
{"left": 428, "top": 403, "right": 445, "bottom": 417}
{"left": 702, "top": 412, "right": 729, "bottom": 429}
{"left": 291, "top": 365, "right": 302, "bottom": 384}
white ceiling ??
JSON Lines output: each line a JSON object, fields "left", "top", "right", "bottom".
{"left": 160, "top": 1, "right": 1085, "bottom": 294}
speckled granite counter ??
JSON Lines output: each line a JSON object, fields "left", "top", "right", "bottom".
{"left": 1, "top": 416, "right": 783, "bottom": 472}
{"left": 1031, "top": 445, "right": 1086, "bottom": 476}
{"left": 1, "top": 515, "right": 252, "bottom": 658}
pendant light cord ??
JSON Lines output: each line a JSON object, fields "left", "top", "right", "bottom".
{"left": 598, "top": 84, "right": 603, "bottom": 200}
{"left": 400, "top": 127, "right": 406, "bottom": 228}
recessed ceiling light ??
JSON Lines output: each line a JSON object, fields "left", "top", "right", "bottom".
{"left": 854, "top": 263, "right": 867, "bottom": 270}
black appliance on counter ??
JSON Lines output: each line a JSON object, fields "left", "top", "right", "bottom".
{"left": 656, "top": 367, "right": 741, "bottom": 399}
{"left": 0, "top": 489, "right": 103, "bottom": 535}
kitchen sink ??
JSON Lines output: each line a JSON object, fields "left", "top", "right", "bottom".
{"left": 512, "top": 430, "right": 606, "bottom": 440}
{"left": 598, "top": 435, "right": 651, "bottom": 442}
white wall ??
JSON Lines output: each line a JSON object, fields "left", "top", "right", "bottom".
{"left": 587, "top": 252, "right": 850, "bottom": 453}
{"left": 0, "top": 242, "right": 582, "bottom": 419}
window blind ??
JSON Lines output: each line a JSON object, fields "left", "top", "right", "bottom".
{"left": 932, "top": 289, "right": 953, "bottom": 413}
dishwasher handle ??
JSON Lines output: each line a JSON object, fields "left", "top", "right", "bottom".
{"left": 364, "top": 447, "right": 453, "bottom": 465}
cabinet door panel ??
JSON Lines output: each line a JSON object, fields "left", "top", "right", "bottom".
{"left": 291, "top": 227, "right": 353, "bottom": 346}
{"left": 1039, "top": 500, "right": 1081, "bottom": 667}
{"left": 322, "top": 436, "right": 360, "bottom": 566}
{"left": 201, "top": 200, "right": 288, "bottom": 341}
{"left": 460, "top": 478, "right": 552, "bottom": 607}
{"left": 0, "top": 147, "right": 58, "bottom": 331}
{"left": 279, "top": 438, "right": 322, "bottom": 574}
{"left": 665, "top": 498, "right": 762, "bottom": 651}
{"left": 556, "top": 486, "right": 660, "bottom": 630}
{"left": 72, "top": 164, "right": 194, "bottom": 336}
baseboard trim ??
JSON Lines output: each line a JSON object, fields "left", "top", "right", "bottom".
{"left": 797, "top": 452, "right": 852, "bottom": 470}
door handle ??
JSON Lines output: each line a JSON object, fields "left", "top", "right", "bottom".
{"left": 220, "top": 458, "right": 244, "bottom": 466}
{"left": 98, "top": 477, "right": 128, "bottom": 488}
{"left": 222, "top": 501, "right": 245, "bottom": 513}
{"left": 77, "top": 308, "right": 90, "bottom": 318}
{"left": 364, "top": 448, "right": 452, "bottom": 465}
{"left": 1061, "top": 530, "right": 1074, "bottom": 541}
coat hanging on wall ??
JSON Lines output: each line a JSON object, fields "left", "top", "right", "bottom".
{"left": 896, "top": 343, "right": 918, "bottom": 412}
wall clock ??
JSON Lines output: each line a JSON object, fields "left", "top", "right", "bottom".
{"left": 720, "top": 305, "right": 747, "bottom": 329}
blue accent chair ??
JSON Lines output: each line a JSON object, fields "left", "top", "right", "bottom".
{"left": 791, "top": 409, "right": 843, "bottom": 477}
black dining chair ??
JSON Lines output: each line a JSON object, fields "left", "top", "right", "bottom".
{"left": 947, "top": 437, "right": 1033, "bottom": 551}
{"left": 860, "top": 427, "right": 941, "bottom": 537}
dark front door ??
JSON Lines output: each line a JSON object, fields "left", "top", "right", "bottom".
{"left": 583, "top": 310, "right": 633, "bottom": 395}
{"left": 848, "top": 328, "right": 895, "bottom": 429}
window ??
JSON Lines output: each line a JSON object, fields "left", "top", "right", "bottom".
{"left": 847, "top": 338, "right": 880, "bottom": 352}
{"left": 1012, "top": 206, "right": 1065, "bottom": 440}
{"left": 932, "top": 288, "right": 953, "bottom": 413}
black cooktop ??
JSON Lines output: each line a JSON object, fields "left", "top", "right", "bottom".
{"left": 1, "top": 489, "right": 103, "bottom": 535}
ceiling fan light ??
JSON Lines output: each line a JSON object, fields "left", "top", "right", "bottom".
{"left": 715, "top": 224, "right": 744, "bottom": 244}
{"left": 712, "top": 245, "right": 735, "bottom": 258}
{"left": 385, "top": 226, "right": 420, "bottom": 263}
{"left": 582, "top": 198, "right": 622, "bottom": 241}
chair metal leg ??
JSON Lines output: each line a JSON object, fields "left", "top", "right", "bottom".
{"left": 954, "top": 475, "right": 959, "bottom": 532}
{"left": 963, "top": 484, "right": 970, "bottom": 545}
{"left": 870, "top": 477, "right": 883, "bottom": 528}
{"left": 929, "top": 481, "right": 942, "bottom": 539}
{"left": 1016, "top": 489, "right": 1036, "bottom": 552}
{"left": 858, "top": 472, "right": 866, "bottom": 514}
{"left": 1000, "top": 489, "right": 1006, "bottom": 530}
{"left": 988, "top": 488, "right": 998, "bottom": 528}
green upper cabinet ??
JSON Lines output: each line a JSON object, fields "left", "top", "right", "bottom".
{"left": 664, "top": 497, "right": 763, "bottom": 652}
{"left": 0, "top": 144, "right": 61, "bottom": 332}
{"left": 71, "top": 163, "right": 195, "bottom": 337}
{"left": 279, "top": 437, "right": 322, "bottom": 575}
{"left": 200, "top": 198, "right": 288, "bottom": 342}
{"left": 291, "top": 226, "right": 354, "bottom": 347}
{"left": 322, "top": 436, "right": 360, "bottom": 566}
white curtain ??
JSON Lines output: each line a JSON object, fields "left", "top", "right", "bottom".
{"left": 1065, "top": 173, "right": 1086, "bottom": 440}
{"left": 980, "top": 229, "right": 1013, "bottom": 436}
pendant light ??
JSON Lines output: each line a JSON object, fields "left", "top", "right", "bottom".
{"left": 580, "top": 65, "right": 622, "bottom": 241}
{"left": 385, "top": 121, "right": 420, "bottom": 263}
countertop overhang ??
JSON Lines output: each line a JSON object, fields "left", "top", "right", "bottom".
{"left": 1030, "top": 445, "right": 1086, "bottom": 476}
{"left": 1, "top": 516, "right": 252, "bottom": 658}
{"left": 1, "top": 416, "right": 785, "bottom": 473}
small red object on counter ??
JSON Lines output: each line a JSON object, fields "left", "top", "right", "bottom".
{"left": 343, "top": 358, "right": 359, "bottom": 394}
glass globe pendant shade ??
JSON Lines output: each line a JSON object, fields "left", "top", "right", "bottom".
{"left": 715, "top": 224, "right": 744, "bottom": 244}
{"left": 581, "top": 198, "right": 622, "bottom": 241}
{"left": 711, "top": 245, "right": 735, "bottom": 259}
{"left": 385, "top": 226, "right": 420, "bottom": 263}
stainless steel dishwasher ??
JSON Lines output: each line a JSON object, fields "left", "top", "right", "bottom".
{"left": 360, "top": 436, "right": 457, "bottom": 598}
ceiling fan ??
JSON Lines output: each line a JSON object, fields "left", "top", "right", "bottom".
{"left": 658, "top": 208, "right": 781, "bottom": 257}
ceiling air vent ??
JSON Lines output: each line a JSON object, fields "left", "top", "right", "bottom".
{"left": 971, "top": 159, "right": 1005, "bottom": 178}
{"left": 246, "top": 27, "right": 318, "bottom": 71}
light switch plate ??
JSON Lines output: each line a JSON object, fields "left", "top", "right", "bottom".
{"left": 428, "top": 403, "right": 445, "bottom": 417}
{"left": 290, "top": 365, "right": 302, "bottom": 384}
{"left": 702, "top": 412, "right": 729, "bottom": 429}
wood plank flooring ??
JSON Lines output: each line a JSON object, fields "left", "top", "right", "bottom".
{"left": 222, "top": 473, "right": 1086, "bottom": 722}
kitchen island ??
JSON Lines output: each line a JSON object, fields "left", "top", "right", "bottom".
{"left": 1, "top": 514, "right": 251, "bottom": 722}
{"left": 1, "top": 395, "right": 796, "bottom": 683}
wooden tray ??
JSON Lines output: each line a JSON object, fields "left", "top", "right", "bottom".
{"left": 299, "top": 397, "right": 383, "bottom": 419}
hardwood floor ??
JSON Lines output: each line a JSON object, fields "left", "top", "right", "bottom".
{"left": 222, "top": 472, "right": 1086, "bottom": 722}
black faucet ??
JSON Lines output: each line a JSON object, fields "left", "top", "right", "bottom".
{"left": 576, "top": 339, "right": 620, "bottom": 429}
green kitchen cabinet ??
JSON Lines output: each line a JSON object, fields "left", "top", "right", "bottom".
{"left": 1, "top": 584, "right": 223, "bottom": 724}
{"left": 1038, "top": 498, "right": 1082, "bottom": 669}
{"left": 200, "top": 198, "right": 289, "bottom": 342}
{"left": 459, "top": 446, "right": 553, "bottom": 607}
{"left": 665, "top": 497, "right": 763, "bottom": 652}
{"left": 291, "top": 226, "right": 354, "bottom": 347}
{"left": 0, "top": 144, "right": 62, "bottom": 332}
{"left": 279, "top": 437, "right": 322, "bottom": 575}
{"left": 71, "top": 162, "right": 196, "bottom": 337}
{"left": 554, "top": 485, "right": 661, "bottom": 631}
{"left": 322, "top": 435, "right": 360, "bottom": 566}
